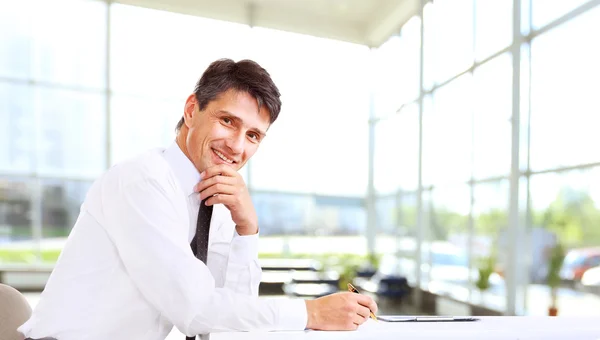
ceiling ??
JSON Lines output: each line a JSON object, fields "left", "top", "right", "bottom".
{"left": 114, "top": 0, "right": 419, "bottom": 47}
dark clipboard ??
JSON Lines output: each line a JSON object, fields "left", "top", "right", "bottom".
{"left": 377, "top": 316, "right": 480, "bottom": 323}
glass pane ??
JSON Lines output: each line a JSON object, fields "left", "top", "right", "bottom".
{"left": 427, "top": 0, "right": 474, "bottom": 85}
{"left": 475, "top": 0, "right": 513, "bottom": 61}
{"left": 400, "top": 16, "right": 421, "bottom": 103}
{"left": 36, "top": 88, "right": 106, "bottom": 177}
{"left": 473, "top": 180, "right": 509, "bottom": 312}
{"left": 372, "top": 16, "right": 421, "bottom": 117}
{"left": 532, "top": 0, "right": 592, "bottom": 29}
{"left": 424, "top": 184, "right": 471, "bottom": 297}
{"left": 528, "top": 167, "right": 600, "bottom": 316}
{"left": 423, "top": 2, "right": 435, "bottom": 90}
{"left": 376, "top": 196, "right": 397, "bottom": 235}
{"left": 530, "top": 6, "right": 600, "bottom": 171}
{"left": 375, "top": 194, "right": 417, "bottom": 237}
{"left": 0, "top": 1, "right": 33, "bottom": 79}
{"left": 530, "top": 169, "right": 600, "bottom": 249}
{"left": 0, "top": 178, "right": 35, "bottom": 264}
{"left": 428, "top": 185, "right": 470, "bottom": 242}
{"left": 0, "top": 82, "right": 34, "bottom": 173}
{"left": 31, "top": 0, "right": 107, "bottom": 88}
{"left": 41, "top": 180, "right": 91, "bottom": 239}
{"left": 423, "top": 74, "right": 473, "bottom": 186}
{"left": 110, "top": 95, "right": 183, "bottom": 165}
{"left": 252, "top": 193, "right": 365, "bottom": 238}
{"left": 519, "top": 44, "right": 531, "bottom": 172}
{"left": 521, "top": 0, "right": 532, "bottom": 36}
{"left": 253, "top": 193, "right": 311, "bottom": 236}
{"left": 473, "top": 53, "right": 512, "bottom": 179}
{"left": 375, "top": 194, "right": 418, "bottom": 272}
{"left": 373, "top": 36, "right": 404, "bottom": 117}
{"left": 474, "top": 181, "right": 509, "bottom": 255}
{"left": 374, "top": 103, "right": 419, "bottom": 194}
{"left": 110, "top": 4, "right": 251, "bottom": 98}
{"left": 248, "top": 28, "right": 370, "bottom": 196}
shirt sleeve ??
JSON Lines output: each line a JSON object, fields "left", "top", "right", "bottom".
{"left": 101, "top": 177, "right": 307, "bottom": 336}
{"left": 208, "top": 230, "right": 261, "bottom": 296}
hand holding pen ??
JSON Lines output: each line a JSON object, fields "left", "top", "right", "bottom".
{"left": 347, "top": 283, "right": 378, "bottom": 321}
{"left": 304, "top": 288, "right": 378, "bottom": 330}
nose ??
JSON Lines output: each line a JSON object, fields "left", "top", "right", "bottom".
{"left": 225, "top": 130, "right": 245, "bottom": 155}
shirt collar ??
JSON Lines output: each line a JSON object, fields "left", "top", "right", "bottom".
{"left": 163, "top": 141, "right": 200, "bottom": 197}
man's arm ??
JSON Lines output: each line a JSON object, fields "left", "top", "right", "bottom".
{"left": 197, "top": 165, "right": 263, "bottom": 296}
{"left": 194, "top": 164, "right": 380, "bottom": 330}
{"left": 207, "top": 225, "right": 262, "bottom": 296}
{"left": 102, "top": 177, "right": 306, "bottom": 335}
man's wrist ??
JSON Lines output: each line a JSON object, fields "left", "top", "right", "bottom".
{"left": 235, "top": 223, "right": 259, "bottom": 235}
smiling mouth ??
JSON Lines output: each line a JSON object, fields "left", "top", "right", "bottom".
{"left": 213, "top": 149, "right": 235, "bottom": 164}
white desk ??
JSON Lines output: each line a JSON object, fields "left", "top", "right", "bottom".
{"left": 211, "top": 316, "right": 600, "bottom": 340}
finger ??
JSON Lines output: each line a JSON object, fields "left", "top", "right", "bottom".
{"left": 195, "top": 174, "right": 236, "bottom": 193}
{"left": 352, "top": 313, "right": 367, "bottom": 326}
{"left": 355, "top": 294, "right": 378, "bottom": 314}
{"left": 356, "top": 305, "right": 371, "bottom": 320}
{"left": 201, "top": 164, "right": 237, "bottom": 180}
{"left": 199, "top": 183, "right": 236, "bottom": 201}
{"left": 205, "top": 193, "right": 234, "bottom": 206}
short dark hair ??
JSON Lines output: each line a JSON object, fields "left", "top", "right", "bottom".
{"left": 176, "top": 58, "right": 281, "bottom": 131}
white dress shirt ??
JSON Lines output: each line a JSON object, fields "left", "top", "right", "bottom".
{"left": 19, "top": 142, "right": 307, "bottom": 340}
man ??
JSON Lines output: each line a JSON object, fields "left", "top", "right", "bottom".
{"left": 19, "top": 59, "right": 377, "bottom": 340}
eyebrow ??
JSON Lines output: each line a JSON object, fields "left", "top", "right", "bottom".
{"left": 217, "top": 110, "right": 267, "bottom": 137}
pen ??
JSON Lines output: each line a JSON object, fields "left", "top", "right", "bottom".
{"left": 347, "top": 283, "right": 377, "bottom": 322}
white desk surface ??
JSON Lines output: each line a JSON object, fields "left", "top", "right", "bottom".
{"left": 211, "top": 316, "right": 600, "bottom": 340}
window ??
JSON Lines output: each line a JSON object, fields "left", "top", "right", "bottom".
{"left": 374, "top": 103, "right": 419, "bottom": 194}
{"left": 423, "top": 74, "right": 473, "bottom": 185}
{"left": 372, "top": 16, "right": 421, "bottom": 118}
{"left": 0, "top": 83, "right": 34, "bottom": 173}
{"left": 424, "top": 0, "right": 474, "bottom": 86}
{"left": 110, "top": 4, "right": 251, "bottom": 99}
{"left": 32, "top": 0, "right": 107, "bottom": 88}
{"left": 529, "top": 168, "right": 600, "bottom": 249}
{"left": 252, "top": 192, "right": 365, "bottom": 236}
{"left": 41, "top": 180, "right": 92, "bottom": 238}
{"left": 475, "top": 0, "right": 513, "bottom": 60}
{"left": 110, "top": 95, "right": 182, "bottom": 165}
{"left": 375, "top": 196, "right": 397, "bottom": 235}
{"left": 248, "top": 28, "right": 370, "bottom": 196}
{"left": 427, "top": 184, "right": 470, "bottom": 242}
{"left": 532, "top": 0, "right": 592, "bottom": 29}
{"left": 473, "top": 53, "right": 512, "bottom": 179}
{"left": 373, "top": 36, "right": 404, "bottom": 117}
{"left": 37, "top": 88, "right": 106, "bottom": 177}
{"left": 0, "top": 178, "right": 34, "bottom": 263}
{"left": 375, "top": 194, "right": 417, "bottom": 236}
{"left": 530, "top": 5, "right": 600, "bottom": 171}
{"left": 0, "top": 1, "right": 33, "bottom": 80}
{"left": 473, "top": 180, "right": 509, "bottom": 299}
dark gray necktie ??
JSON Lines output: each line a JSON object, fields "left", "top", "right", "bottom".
{"left": 186, "top": 200, "right": 213, "bottom": 340}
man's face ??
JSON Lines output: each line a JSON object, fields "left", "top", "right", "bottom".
{"left": 183, "top": 89, "right": 270, "bottom": 173}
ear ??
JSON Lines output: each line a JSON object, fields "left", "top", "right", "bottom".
{"left": 183, "top": 94, "right": 197, "bottom": 129}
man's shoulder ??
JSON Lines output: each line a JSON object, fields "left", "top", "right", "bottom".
{"left": 103, "top": 148, "right": 174, "bottom": 187}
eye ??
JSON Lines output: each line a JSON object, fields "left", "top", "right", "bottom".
{"left": 222, "top": 117, "right": 232, "bottom": 124}
{"left": 248, "top": 133, "right": 259, "bottom": 141}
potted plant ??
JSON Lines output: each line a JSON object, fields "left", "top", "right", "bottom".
{"left": 546, "top": 242, "right": 566, "bottom": 316}
{"left": 472, "top": 252, "right": 496, "bottom": 314}
{"left": 475, "top": 254, "right": 495, "bottom": 293}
